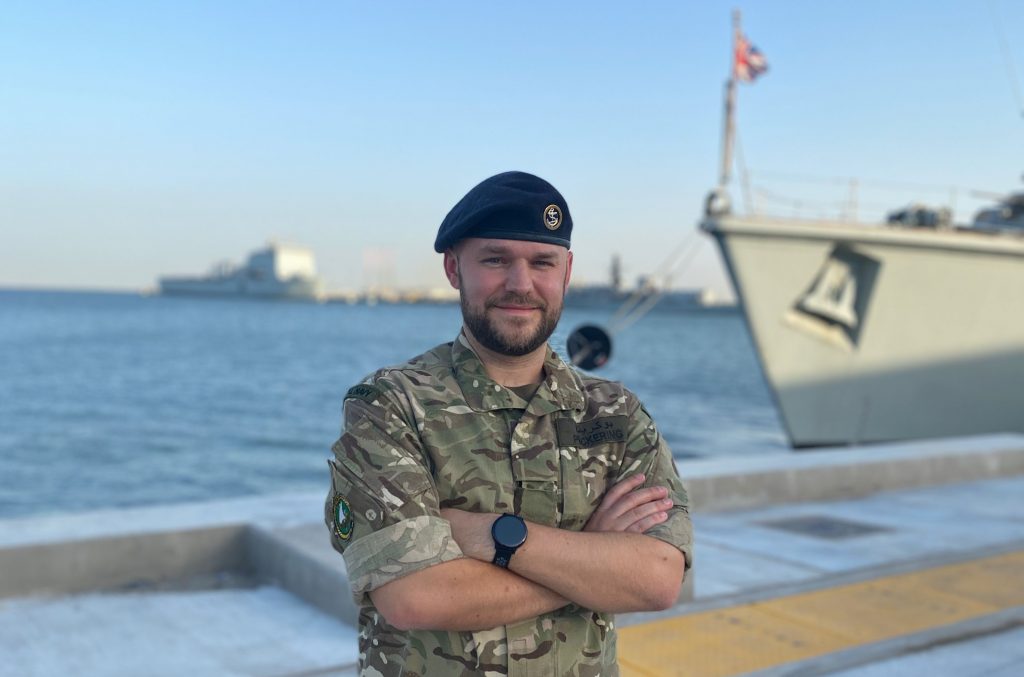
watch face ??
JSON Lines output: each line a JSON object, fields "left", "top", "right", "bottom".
{"left": 492, "top": 515, "right": 528, "bottom": 548}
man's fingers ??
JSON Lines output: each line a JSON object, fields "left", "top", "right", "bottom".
{"left": 621, "top": 496, "right": 673, "bottom": 526}
{"left": 626, "top": 510, "right": 669, "bottom": 534}
{"left": 605, "top": 486, "right": 669, "bottom": 519}
{"left": 586, "top": 478, "right": 673, "bottom": 533}
{"left": 597, "top": 473, "right": 646, "bottom": 511}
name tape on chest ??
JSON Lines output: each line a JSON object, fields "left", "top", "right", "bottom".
{"left": 556, "top": 415, "right": 628, "bottom": 448}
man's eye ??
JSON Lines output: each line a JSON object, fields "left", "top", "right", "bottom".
{"left": 483, "top": 257, "right": 503, "bottom": 265}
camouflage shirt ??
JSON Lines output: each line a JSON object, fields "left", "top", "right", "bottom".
{"left": 326, "top": 333, "right": 693, "bottom": 677}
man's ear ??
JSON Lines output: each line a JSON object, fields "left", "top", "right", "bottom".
{"left": 443, "top": 249, "right": 460, "bottom": 289}
{"left": 563, "top": 250, "right": 574, "bottom": 292}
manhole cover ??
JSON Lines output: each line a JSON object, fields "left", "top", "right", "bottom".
{"left": 758, "top": 515, "right": 890, "bottom": 540}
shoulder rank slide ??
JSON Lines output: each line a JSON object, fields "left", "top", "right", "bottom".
{"left": 345, "top": 383, "right": 382, "bottom": 404}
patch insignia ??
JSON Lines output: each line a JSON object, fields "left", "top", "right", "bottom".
{"left": 332, "top": 494, "right": 355, "bottom": 541}
{"left": 345, "top": 383, "right": 382, "bottom": 404}
{"left": 543, "top": 204, "right": 562, "bottom": 230}
{"left": 556, "top": 415, "right": 629, "bottom": 448}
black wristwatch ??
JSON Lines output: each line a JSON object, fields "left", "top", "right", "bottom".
{"left": 491, "top": 513, "right": 528, "bottom": 568}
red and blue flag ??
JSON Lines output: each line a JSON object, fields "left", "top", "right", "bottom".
{"left": 734, "top": 34, "right": 768, "bottom": 82}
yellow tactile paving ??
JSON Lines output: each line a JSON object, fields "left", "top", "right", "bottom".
{"left": 618, "top": 605, "right": 849, "bottom": 677}
{"left": 759, "top": 577, "right": 998, "bottom": 644}
{"left": 912, "top": 551, "right": 1024, "bottom": 608}
{"left": 619, "top": 550, "right": 1024, "bottom": 677}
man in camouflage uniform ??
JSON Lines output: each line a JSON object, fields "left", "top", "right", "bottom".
{"left": 326, "top": 171, "right": 692, "bottom": 676}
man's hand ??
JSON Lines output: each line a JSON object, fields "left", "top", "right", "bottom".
{"left": 441, "top": 508, "right": 497, "bottom": 562}
{"left": 583, "top": 473, "right": 673, "bottom": 534}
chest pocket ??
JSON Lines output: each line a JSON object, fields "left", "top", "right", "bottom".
{"left": 557, "top": 415, "right": 627, "bottom": 530}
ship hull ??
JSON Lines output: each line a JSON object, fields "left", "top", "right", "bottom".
{"left": 703, "top": 215, "right": 1024, "bottom": 447}
{"left": 159, "top": 276, "right": 322, "bottom": 301}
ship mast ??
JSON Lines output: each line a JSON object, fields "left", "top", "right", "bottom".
{"left": 713, "top": 10, "right": 745, "bottom": 216}
{"left": 718, "top": 10, "right": 741, "bottom": 193}
{"left": 712, "top": 9, "right": 768, "bottom": 215}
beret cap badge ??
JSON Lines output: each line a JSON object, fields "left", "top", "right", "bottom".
{"left": 543, "top": 204, "right": 562, "bottom": 231}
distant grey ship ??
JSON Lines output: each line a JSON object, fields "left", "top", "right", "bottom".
{"left": 159, "top": 243, "right": 324, "bottom": 301}
{"left": 565, "top": 285, "right": 725, "bottom": 311}
{"left": 564, "top": 254, "right": 731, "bottom": 312}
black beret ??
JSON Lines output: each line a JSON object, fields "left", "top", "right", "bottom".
{"left": 434, "top": 171, "right": 573, "bottom": 252}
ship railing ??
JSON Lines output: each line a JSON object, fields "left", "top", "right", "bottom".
{"left": 726, "top": 170, "right": 1002, "bottom": 228}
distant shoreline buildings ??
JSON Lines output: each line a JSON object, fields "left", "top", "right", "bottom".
{"left": 321, "top": 285, "right": 731, "bottom": 310}
{"left": 159, "top": 242, "right": 325, "bottom": 301}
{"left": 156, "top": 244, "right": 732, "bottom": 310}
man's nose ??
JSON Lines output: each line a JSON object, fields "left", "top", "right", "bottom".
{"left": 504, "top": 260, "right": 533, "bottom": 293}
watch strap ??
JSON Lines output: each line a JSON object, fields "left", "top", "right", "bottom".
{"left": 493, "top": 546, "right": 515, "bottom": 568}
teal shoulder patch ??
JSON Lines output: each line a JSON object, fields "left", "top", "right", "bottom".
{"left": 331, "top": 494, "right": 355, "bottom": 541}
{"left": 345, "top": 383, "right": 383, "bottom": 404}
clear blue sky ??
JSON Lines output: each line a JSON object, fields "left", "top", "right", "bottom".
{"left": 3, "top": 1, "right": 1022, "bottom": 295}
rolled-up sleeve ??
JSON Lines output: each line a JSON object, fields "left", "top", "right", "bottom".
{"left": 622, "top": 399, "right": 694, "bottom": 571}
{"left": 342, "top": 515, "right": 462, "bottom": 603}
{"left": 326, "top": 393, "right": 463, "bottom": 605}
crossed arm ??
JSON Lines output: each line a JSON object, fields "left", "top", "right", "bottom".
{"left": 370, "top": 474, "right": 686, "bottom": 631}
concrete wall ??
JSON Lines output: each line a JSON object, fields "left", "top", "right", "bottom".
{"left": 2, "top": 434, "right": 1021, "bottom": 628}
{"left": 679, "top": 434, "right": 1024, "bottom": 512}
{"left": 0, "top": 525, "right": 249, "bottom": 599}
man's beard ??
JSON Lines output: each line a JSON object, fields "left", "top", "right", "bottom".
{"left": 460, "top": 288, "right": 563, "bottom": 357}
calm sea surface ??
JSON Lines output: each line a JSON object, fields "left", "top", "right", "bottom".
{"left": 0, "top": 290, "right": 786, "bottom": 518}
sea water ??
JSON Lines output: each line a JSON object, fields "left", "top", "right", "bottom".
{"left": 0, "top": 290, "right": 786, "bottom": 518}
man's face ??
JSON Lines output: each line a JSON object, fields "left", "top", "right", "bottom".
{"left": 444, "top": 238, "right": 573, "bottom": 357}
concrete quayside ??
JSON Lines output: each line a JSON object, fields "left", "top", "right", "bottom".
{"left": 2, "top": 433, "right": 1023, "bottom": 676}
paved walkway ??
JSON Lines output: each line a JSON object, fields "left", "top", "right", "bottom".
{"left": 831, "top": 626, "right": 1024, "bottom": 677}
{"left": 616, "top": 474, "right": 1024, "bottom": 676}
{"left": 0, "top": 587, "right": 358, "bottom": 677}
{"left": 687, "top": 474, "right": 1024, "bottom": 601}
{"left": 620, "top": 549, "right": 1024, "bottom": 675}
{"left": 1, "top": 471, "right": 1022, "bottom": 675}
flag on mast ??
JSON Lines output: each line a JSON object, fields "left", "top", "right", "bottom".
{"left": 734, "top": 33, "right": 767, "bottom": 82}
